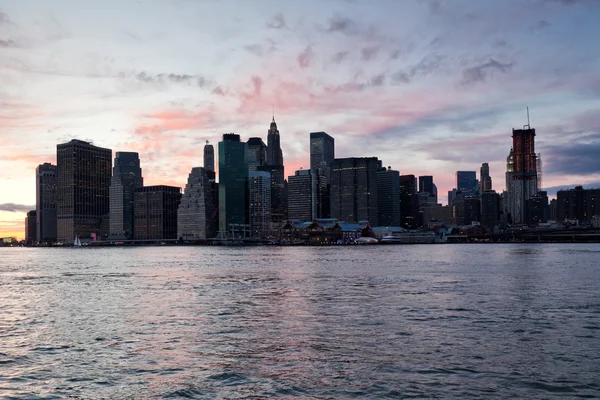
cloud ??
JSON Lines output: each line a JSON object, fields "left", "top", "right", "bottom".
{"left": 370, "top": 74, "right": 385, "bottom": 87}
{"left": 266, "top": 13, "right": 287, "bottom": 29}
{"left": 392, "top": 54, "right": 445, "bottom": 83}
{"left": 297, "top": 45, "right": 313, "bottom": 69}
{"left": 212, "top": 86, "right": 226, "bottom": 96}
{"left": 543, "top": 133, "right": 600, "bottom": 176}
{"left": 0, "top": 39, "right": 18, "bottom": 48}
{"left": 332, "top": 51, "right": 349, "bottom": 64}
{"left": 0, "top": 11, "right": 13, "bottom": 26}
{"left": 322, "top": 15, "right": 378, "bottom": 40}
{"left": 130, "top": 71, "right": 209, "bottom": 88}
{"left": 461, "top": 58, "right": 515, "bottom": 84}
{"left": 0, "top": 203, "right": 35, "bottom": 212}
{"left": 360, "top": 46, "right": 379, "bottom": 61}
{"left": 243, "top": 40, "right": 277, "bottom": 57}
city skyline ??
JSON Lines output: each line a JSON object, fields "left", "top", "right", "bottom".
{"left": 2, "top": 0, "right": 600, "bottom": 238}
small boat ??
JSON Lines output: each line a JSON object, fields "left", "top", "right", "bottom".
{"left": 72, "top": 235, "right": 82, "bottom": 248}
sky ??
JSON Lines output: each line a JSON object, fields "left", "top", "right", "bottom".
{"left": 1, "top": 0, "right": 600, "bottom": 238}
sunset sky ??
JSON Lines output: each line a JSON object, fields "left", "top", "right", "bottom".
{"left": 1, "top": 0, "right": 599, "bottom": 238}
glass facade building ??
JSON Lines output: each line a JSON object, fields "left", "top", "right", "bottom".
{"left": 36, "top": 162, "right": 57, "bottom": 243}
{"left": 109, "top": 152, "right": 143, "bottom": 239}
{"left": 56, "top": 139, "right": 112, "bottom": 243}
{"left": 247, "top": 137, "right": 268, "bottom": 172}
{"left": 456, "top": 171, "right": 478, "bottom": 195}
{"left": 310, "top": 132, "right": 335, "bottom": 170}
{"left": 218, "top": 134, "right": 248, "bottom": 236}
{"left": 248, "top": 171, "right": 271, "bottom": 238}
{"left": 378, "top": 168, "right": 400, "bottom": 226}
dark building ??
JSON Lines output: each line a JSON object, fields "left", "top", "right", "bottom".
{"left": 247, "top": 137, "right": 268, "bottom": 172}
{"left": 481, "top": 190, "right": 500, "bottom": 230}
{"left": 463, "top": 198, "right": 481, "bottom": 225}
{"left": 219, "top": 133, "right": 248, "bottom": 236}
{"left": 310, "top": 131, "right": 335, "bottom": 169}
{"left": 480, "top": 163, "right": 492, "bottom": 192}
{"left": 56, "top": 139, "right": 112, "bottom": 243}
{"left": 25, "top": 210, "right": 36, "bottom": 245}
{"left": 510, "top": 127, "right": 538, "bottom": 223}
{"left": 178, "top": 167, "right": 218, "bottom": 240}
{"left": 109, "top": 152, "right": 143, "bottom": 239}
{"left": 400, "top": 174, "right": 418, "bottom": 229}
{"left": 133, "top": 185, "right": 181, "bottom": 240}
{"left": 456, "top": 171, "right": 477, "bottom": 195}
{"left": 330, "top": 157, "right": 379, "bottom": 225}
{"left": 261, "top": 117, "right": 286, "bottom": 225}
{"left": 556, "top": 186, "right": 600, "bottom": 223}
{"left": 36, "top": 163, "right": 57, "bottom": 243}
{"left": 266, "top": 117, "right": 283, "bottom": 166}
{"left": 419, "top": 176, "right": 434, "bottom": 195}
{"left": 550, "top": 198, "right": 557, "bottom": 221}
{"left": 527, "top": 191, "right": 548, "bottom": 225}
{"left": 287, "top": 168, "right": 329, "bottom": 221}
{"left": 204, "top": 141, "right": 214, "bottom": 172}
{"left": 378, "top": 168, "right": 400, "bottom": 226}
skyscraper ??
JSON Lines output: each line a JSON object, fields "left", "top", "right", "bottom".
{"left": 378, "top": 168, "right": 401, "bottom": 226}
{"left": 133, "top": 185, "right": 182, "bottom": 240}
{"left": 109, "top": 152, "right": 143, "bottom": 239}
{"left": 204, "top": 141, "right": 214, "bottom": 172}
{"left": 247, "top": 137, "right": 268, "bottom": 172}
{"left": 456, "top": 171, "right": 477, "bottom": 195}
{"left": 418, "top": 175, "right": 437, "bottom": 204}
{"left": 266, "top": 117, "right": 283, "bottom": 166}
{"left": 287, "top": 168, "right": 329, "bottom": 221}
{"left": 481, "top": 190, "right": 500, "bottom": 230}
{"left": 330, "top": 157, "right": 379, "bottom": 225}
{"left": 25, "top": 210, "right": 36, "bottom": 245}
{"left": 218, "top": 133, "right": 248, "bottom": 236}
{"left": 263, "top": 117, "right": 286, "bottom": 225}
{"left": 400, "top": 175, "right": 418, "bottom": 229}
{"left": 56, "top": 139, "right": 112, "bottom": 243}
{"left": 310, "top": 131, "right": 335, "bottom": 169}
{"left": 178, "top": 167, "right": 218, "bottom": 240}
{"left": 248, "top": 171, "right": 271, "bottom": 238}
{"left": 36, "top": 162, "right": 57, "bottom": 243}
{"left": 510, "top": 127, "right": 538, "bottom": 224}
{"left": 480, "top": 163, "right": 492, "bottom": 192}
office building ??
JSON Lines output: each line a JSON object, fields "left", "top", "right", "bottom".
{"left": 248, "top": 171, "right": 271, "bottom": 238}
{"left": 400, "top": 174, "right": 418, "bottom": 229}
{"left": 463, "top": 198, "right": 481, "bottom": 225}
{"left": 378, "top": 167, "right": 400, "bottom": 226}
{"left": 310, "top": 131, "right": 335, "bottom": 169}
{"left": 25, "top": 210, "right": 36, "bottom": 245}
{"left": 261, "top": 117, "right": 286, "bottom": 225}
{"left": 287, "top": 168, "right": 329, "bottom": 221}
{"left": 330, "top": 157, "right": 379, "bottom": 225}
{"left": 527, "top": 191, "right": 548, "bottom": 225}
{"left": 481, "top": 190, "right": 500, "bottom": 230}
{"left": 456, "top": 171, "right": 478, "bottom": 196}
{"left": 56, "top": 139, "right": 112, "bottom": 243}
{"left": 204, "top": 141, "right": 214, "bottom": 172}
{"left": 480, "top": 163, "right": 492, "bottom": 192}
{"left": 219, "top": 133, "right": 248, "bottom": 236}
{"left": 247, "top": 137, "right": 268, "bottom": 172}
{"left": 178, "top": 167, "right": 218, "bottom": 240}
{"left": 109, "top": 152, "right": 143, "bottom": 239}
{"left": 35, "top": 163, "right": 57, "bottom": 243}
{"left": 133, "top": 185, "right": 181, "bottom": 240}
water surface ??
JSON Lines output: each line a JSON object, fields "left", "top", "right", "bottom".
{"left": 1, "top": 244, "right": 599, "bottom": 398}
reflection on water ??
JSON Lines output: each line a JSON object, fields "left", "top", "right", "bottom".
{"left": 0, "top": 244, "right": 599, "bottom": 399}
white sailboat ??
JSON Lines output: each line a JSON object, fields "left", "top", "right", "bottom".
{"left": 72, "top": 235, "right": 82, "bottom": 248}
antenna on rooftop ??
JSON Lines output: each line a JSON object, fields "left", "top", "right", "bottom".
{"left": 524, "top": 106, "right": 531, "bottom": 129}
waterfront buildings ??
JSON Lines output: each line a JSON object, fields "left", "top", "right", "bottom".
{"left": 247, "top": 137, "right": 268, "bottom": 172}
{"left": 329, "top": 157, "right": 379, "bottom": 225}
{"left": 527, "top": 191, "right": 549, "bottom": 225}
{"left": 480, "top": 163, "right": 492, "bottom": 192}
{"left": 109, "top": 152, "right": 143, "bottom": 239}
{"left": 204, "top": 141, "right": 214, "bottom": 172}
{"left": 456, "top": 171, "right": 478, "bottom": 196}
{"left": 481, "top": 190, "right": 500, "bottom": 230}
{"left": 218, "top": 134, "right": 248, "bottom": 236}
{"left": 133, "top": 185, "right": 181, "bottom": 240}
{"left": 556, "top": 186, "right": 600, "bottom": 223}
{"left": 464, "top": 198, "right": 481, "bottom": 225}
{"left": 177, "top": 167, "right": 218, "bottom": 240}
{"left": 378, "top": 167, "right": 400, "bottom": 226}
{"left": 310, "top": 131, "right": 335, "bottom": 169}
{"left": 248, "top": 171, "right": 272, "bottom": 238}
{"left": 56, "top": 139, "right": 112, "bottom": 243}
{"left": 25, "top": 210, "right": 36, "bottom": 245}
{"left": 35, "top": 163, "right": 57, "bottom": 243}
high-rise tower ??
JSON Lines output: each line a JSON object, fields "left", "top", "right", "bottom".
{"left": 266, "top": 117, "right": 283, "bottom": 166}
{"left": 480, "top": 163, "right": 492, "bottom": 192}
{"left": 36, "top": 163, "right": 57, "bottom": 244}
{"left": 109, "top": 152, "right": 143, "bottom": 239}
{"left": 56, "top": 139, "right": 112, "bottom": 243}
{"left": 204, "top": 141, "right": 215, "bottom": 172}
{"left": 262, "top": 116, "right": 286, "bottom": 225}
{"left": 218, "top": 134, "right": 248, "bottom": 236}
{"left": 310, "top": 131, "right": 335, "bottom": 170}
{"left": 510, "top": 127, "right": 538, "bottom": 223}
